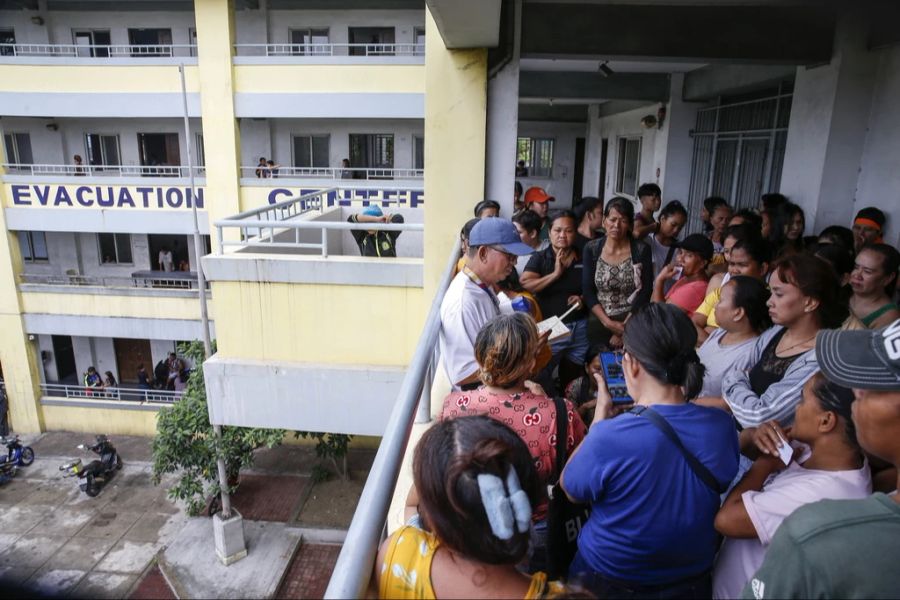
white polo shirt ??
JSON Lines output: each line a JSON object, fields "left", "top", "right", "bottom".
{"left": 439, "top": 271, "right": 499, "bottom": 389}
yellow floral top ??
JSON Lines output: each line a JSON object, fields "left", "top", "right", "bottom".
{"left": 378, "top": 525, "right": 565, "bottom": 599}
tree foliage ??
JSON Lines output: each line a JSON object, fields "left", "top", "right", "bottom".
{"left": 151, "top": 340, "right": 285, "bottom": 516}
{"left": 295, "top": 431, "right": 353, "bottom": 481}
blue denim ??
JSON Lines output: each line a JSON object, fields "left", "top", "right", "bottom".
{"left": 549, "top": 318, "right": 591, "bottom": 364}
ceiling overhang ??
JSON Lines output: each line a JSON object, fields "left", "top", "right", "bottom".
{"left": 426, "top": 0, "right": 503, "bottom": 49}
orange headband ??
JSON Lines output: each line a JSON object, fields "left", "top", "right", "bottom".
{"left": 854, "top": 217, "right": 882, "bottom": 232}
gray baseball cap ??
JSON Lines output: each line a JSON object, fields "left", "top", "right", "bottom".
{"left": 816, "top": 319, "right": 900, "bottom": 390}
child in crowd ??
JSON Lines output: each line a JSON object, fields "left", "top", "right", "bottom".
{"left": 647, "top": 200, "right": 688, "bottom": 281}
{"left": 632, "top": 183, "right": 662, "bottom": 240}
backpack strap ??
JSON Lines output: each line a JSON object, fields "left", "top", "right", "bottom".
{"left": 629, "top": 406, "right": 727, "bottom": 494}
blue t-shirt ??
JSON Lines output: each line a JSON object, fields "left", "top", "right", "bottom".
{"left": 563, "top": 403, "right": 739, "bottom": 585}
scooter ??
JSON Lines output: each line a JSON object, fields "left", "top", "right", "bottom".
{"left": 59, "top": 435, "right": 122, "bottom": 497}
{"left": 3, "top": 435, "right": 35, "bottom": 467}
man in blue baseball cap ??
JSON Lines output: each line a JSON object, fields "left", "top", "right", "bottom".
{"left": 440, "top": 217, "right": 535, "bottom": 390}
{"left": 347, "top": 204, "right": 405, "bottom": 257}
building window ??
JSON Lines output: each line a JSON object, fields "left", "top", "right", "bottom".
{"left": 85, "top": 134, "right": 121, "bottom": 169}
{"left": 292, "top": 135, "right": 329, "bottom": 169}
{"left": 128, "top": 28, "right": 173, "bottom": 57}
{"left": 413, "top": 135, "right": 424, "bottom": 171}
{"left": 0, "top": 28, "right": 15, "bottom": 56}
{"left": 414, "top": 27, "right": 425, "bottom": 55}
{"left": 73, "top": 29, "right": 111, "bottom": 57}
{"left": 348, "top": 27, "right": 395, "bottom": 56}
{"left": 615, "top": 137, "right": 642, "bottom": 197}
{"left": 4, "top": 132, "right": 34, "bottom": 165}
{"left": 18, "top": 231, "right": 48, "bottom": 262}
{"left": 517, "top": 137, "right": 555, "bottom": 178}
{"left": 98, "top": 233, "right": 133, "bottom": 265}
{"left": 290, "top": 28, "right": 329, "bottom": 55}
{"left": 189, "top": 27, "right": 197, "bottom": 57}
{"left": 349, "top": 134, "right": 394, "bottom": 176}
{"left": 194, "top": 133, "right": 205, "bottom": 168}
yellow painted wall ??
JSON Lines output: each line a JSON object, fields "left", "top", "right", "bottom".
{"left": 423, "top": 9, "right": 487, "bottom": 296}
{"left": 20, "top": 291, "right": 209, "bottom": 321}
{"left": 0, "top": 65, "right": 200, "bottom": 94}
{"left": 212, "top": 281, "right": 424, "bottom": 365}
{"left": 41, "top": 404, "right": 160, "bottom": 437}
{"left": 233, "top": 64, "right": 424, "bottom": 94}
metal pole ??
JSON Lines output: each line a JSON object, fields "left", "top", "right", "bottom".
{"left": 179, "top": 63, "right": 232, "bottom": 519}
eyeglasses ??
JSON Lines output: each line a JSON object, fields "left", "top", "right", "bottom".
{"left": 488, "top": 246, "right": 518, "bottom": 262}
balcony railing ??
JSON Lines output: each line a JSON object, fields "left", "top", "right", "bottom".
{"left": 234, "top": 43, "right": 424, "bottom": 57}
{"left": 0, "top": 44, "right": 196, "bottom": 58}
{"left": 241, "top": 166, "right": 423, "bottom": 181}
{"left": 324, "top": 240, "right": 458, "bottom": 598}
{"left": 41, "top": 382, "right": 182, "bottom": 405}
{"left": 20, "top": 272, "right": 205, "bottom": 290}
{"left": 215, "top": 187, "right": 424, "bottom": 257}
{"left": 2, "top": 163, "right": 205, "bottom": 178}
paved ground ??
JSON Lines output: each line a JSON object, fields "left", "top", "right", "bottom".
{"left": 0, "top": 433, "right": 186, "bottom": 598}
{"left": 277, "top": 543, "right": 343, "bottom": 599}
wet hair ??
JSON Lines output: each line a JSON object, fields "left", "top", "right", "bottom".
{"left": 731, "top": 235, "right": 772, "bottom": 269}
{"left": 731, "top": 208, "right": 763, "bottom": 232}
{"left": 812, "top": 242, "right": 854, "bottom": 279}
{"left": 727, "top": 276, "right": 772, "bottom": 334}
{"left": 760, "top": 193, "right": 788, "bottom": 213}
{"left": 859, "top": 243, "right": 900, "bottom": 296}
{"left": 622, "top": 303, "right": 706, "bottom": 400}
{"left": 771, "top": 253, "right": 846, "bottom": 328}
{"left": 818, "top": 225, "right": 854, "bottom": 250}
{"left": 413, "top": 415, "right": 540, "bottom": 565}
{"left": 474, "top": 200, "right": 501, "bottom": 218}
{"left": 475, "top": 313, "right": 538, "bottom": 388}
{"left": 574, "top": 196, "right": 603, "bottom": 223}
{"left": 548, "top": 209, "right": 577, "bottom": 228}
{"left": 637, "top": 183, "right": 661, "bottom": 199}
{"left": 854, "top": 207, "right": 885, "bottom": 228}
{"left": 604, "top": 196, "right": 635, "bottom": 234}
{"left": 703, "top": 196, "right": 728, "bottom": 216}
{"left": 659, "top": 200, "right": 688, "bottom": 220}
{"left": 808, "top": 372, "right": 859, "bottom": 449}
{"left": 511, "top": 209, "right": 542, "bottom": 234}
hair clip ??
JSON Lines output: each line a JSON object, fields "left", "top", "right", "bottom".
{"left": 476, "top": 466, "right": 532, "bottom": 540}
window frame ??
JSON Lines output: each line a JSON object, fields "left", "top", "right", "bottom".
{"left": 0, "top": 28, "right": 15, "bottom": 56}
{"left": 412, "top": 135, "right": 424, "bottom": 171}
{"left": 291, "top": 134, "right": 331, "bottom": 169}
{"left": 194, "top": 133, "right": 205, "bottom": 168}
{"left": 18, "top": 231, "right": 49, "bottom": 263}
{"left": 516, "top": 136, "right": 555, "bottom": 179}
{"left": 97, "top": 233, "right": 133, "bottom": 266}
{"left": 84, "top": 133, "right": 122, "bottom": 169}
{"left": 4, "top": 132, "right": 33, "bottom": 165}
{"left": 614, "top": 136, "right": 642, "bottom": 198}
{"left": 289, "top": 27, "right": 330, "bottom": 56}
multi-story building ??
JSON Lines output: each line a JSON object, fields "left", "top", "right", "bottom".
{"left": 1, "top": 0, "right": 899, "bottom": 448}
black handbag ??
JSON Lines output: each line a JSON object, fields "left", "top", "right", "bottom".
{"left": 545, "top": 395, "right": 591, "bottom": 580}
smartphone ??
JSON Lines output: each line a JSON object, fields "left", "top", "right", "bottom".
{"left": 600, "top": 352, "right": 633, "bottom": 404}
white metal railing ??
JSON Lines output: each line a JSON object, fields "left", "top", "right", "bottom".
{"left": 324, "top": 240, "right": 458, "bottom": 598}
{"left": 19, "top": 272, "right": 206, "bottom": 290}
{"left": 0, "top": 44, "right": 196, "bottom": 58}
{"left": 2, "top": 163, "right": 205, "bottom": 178}
{"left": 241, "top": 166, "right": 423, "bottom": 180}
{"left": 40, "top": 382, "right": 182, "bottom": 405}
{"left": 234, "top": 42, "right": 424, "bottom": 57}
{"left": 215, "top": 187, "right": 423, "bottom": 257}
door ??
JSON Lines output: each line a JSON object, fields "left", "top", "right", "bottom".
{"left": 114, "top": 338, "right": 152, "bottom": 384}
{"left": 51, "top": 335, "right": 77, "bottom": 384}
{"left": 348, "top": 27, "right": 395, "bottom": 56}
{"left": 138, "top": 133, "right": 180, "bottom": 175}
{"left": 599, "top": 138, "right": 609, "bottom": 198}
{"left": 128, "top": 28, "right": 172, "bottom": 57}
{"left": 572, "top": 137, "right": 585, "bottom": 204}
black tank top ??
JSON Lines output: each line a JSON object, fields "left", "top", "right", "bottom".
{"left": 748, "top": 329, "right": 804, "bottom": 396}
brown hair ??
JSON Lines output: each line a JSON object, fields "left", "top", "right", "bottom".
{"left": 474, "top": 313, "right": 537, "bottom": 388}
{"left": 772, "top": 253, "right": 846, "bottom": 328}
{"left": 413, "top": 415, "right": 540, "bottom": 564}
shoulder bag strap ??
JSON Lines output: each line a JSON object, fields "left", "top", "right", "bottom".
{"left": 552, "top": 395, "right": 568, "bottom": 482}
{"left": 663, "top": 244, "right": 677, "bottom": 267}
{"left": 629, "top": 406, "right": 726, "bottom": 494}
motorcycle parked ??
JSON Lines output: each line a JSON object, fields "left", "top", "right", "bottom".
{"left": 3, "top": 435, "right": 35, "bottom": 467}
{"left": 0, "top": 457, "right": 17, "bottom": 484}
{"left": 59, "top": 435, "right": 122, "bottom": 497}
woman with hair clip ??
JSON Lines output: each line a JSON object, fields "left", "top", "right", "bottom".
{"left": 712, "top": 373, "right": 871, "bottom": 599}
{"left": 376, "top": 415, "right": 566, "bottom": 598}
{"left": 562, "top": 303, "right": 739, "bottom": 598}
{"left": 440, "top": 312, "right": 586, "bottom": 571}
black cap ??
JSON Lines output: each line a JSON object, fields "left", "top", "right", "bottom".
{"left": 816, "top": 319, "right": 900, "bottom": 390}
{"left": 676, "top": 234, "right": 714, "bottom": 262}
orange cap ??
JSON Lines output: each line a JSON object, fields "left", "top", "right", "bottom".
{"left": 524, "top": 186, "right": 555, "bottom": 204}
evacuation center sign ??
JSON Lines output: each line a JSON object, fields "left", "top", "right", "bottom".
{"left": 9, "top": 184, "right": 205, "bottom": 209}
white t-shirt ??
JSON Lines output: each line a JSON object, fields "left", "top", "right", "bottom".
{"left": 159, "top": 250, "right": 174, "bottom": 272}
{"left": 697, "top": 328, "right": 759, "bottom": 398}
{"left": 712, "top": 444, "right": 872, "bottom": 600}
{"left": 648, "top": 233, "right": 676, "bottom": 279}
{"left": 439, "top": 272, "right": 499, "bottom": 389}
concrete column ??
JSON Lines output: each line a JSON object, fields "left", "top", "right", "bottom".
{"left": 195, "top": 0, "right": 243, "bottom": 246}
{"left": 779, "top": 9, "right": 878, "bottom": 233}
{"left": 581, "top": 104, "right": 603, "bottom": 198}
{"left": 423, "top": 7, "right": 488, "bottom": 296}
{"left": 484, "top": 0, "right": 521, "bottom": 217}
{"left": 660, "top": 73, "right": 700, "bottom": 203}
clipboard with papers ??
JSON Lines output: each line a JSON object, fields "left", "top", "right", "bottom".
{"left": 536, "top": 302, "right": 580, "bottom": 343}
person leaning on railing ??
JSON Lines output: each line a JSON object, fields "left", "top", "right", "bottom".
{"left": 375, "top": 415, "right": 568, "bottom": 599}
{"left": 347, "top": 205, "right": 404, "bottom": 258}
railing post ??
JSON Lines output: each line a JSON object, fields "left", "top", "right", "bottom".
{"left": 321, "top": 227, "right": 329, "bottom": 258}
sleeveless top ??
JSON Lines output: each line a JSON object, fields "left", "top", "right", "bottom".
{"left": 748, "top": 329, "right": 805, "bottom": 396}
{"left": 379, "top": 525, "right": 565, "bottom": 599}
{"left": 860, "top": 302, "right": 900, "bottom": 328}
{"left": 594, "top": 256, "right": 636, "bottom": 317}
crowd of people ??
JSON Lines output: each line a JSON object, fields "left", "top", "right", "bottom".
{"left": 373, "top": 186, "right": 899, "bottom": 599}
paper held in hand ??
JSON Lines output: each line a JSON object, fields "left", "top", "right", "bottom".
{"left": 537, "top": 303, "right": 580, "bottom": 343}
